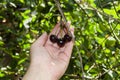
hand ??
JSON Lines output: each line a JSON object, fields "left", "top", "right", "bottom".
{"left": 23, "top": 22, "right": 74, "bottom": 80}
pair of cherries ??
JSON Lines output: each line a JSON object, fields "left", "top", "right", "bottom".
{"left": 49, "top": 23, "right": 72, "bottom": 47}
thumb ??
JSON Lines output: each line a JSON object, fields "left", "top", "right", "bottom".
{"left": 33, "top": 32, "right": 48, "bottom": 46}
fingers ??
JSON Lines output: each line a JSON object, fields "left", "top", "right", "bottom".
{"left": 66, "top": 21, "right": 71, "bottom": 27}
{"left": 58, "top": 27, "right": 74, "bottom": 63}
{"left": 32, "top": 32, "right": 48, "bottom": 46}
{"left": 45, "top": 23, "right": 61, "bottom": 48}
{"left": 49, "top": 23, "right": 60, "bottom": 35}
{"left": 46, "top": 21, "right": 73, "bottom": 49}
{"left": 64, "top": 41, "right": 74, "bottom": 57}
{"left": 64, "top": 27, "right": 74, "bottom": 58}
{"left": 70, "top": 27, "right": 75, "bottom": 41}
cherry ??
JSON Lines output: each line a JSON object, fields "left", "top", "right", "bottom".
{"left": 50, "top": 35, "right": 58, "bottom": 43}
{"left": 64, "top": 34, "right": 72, "bottom": 42}
{"left": 49, "top": 22, "right": 73, "bottom": 47}
{"left": 57, "top": 38, "right": 65, "bottom": 47}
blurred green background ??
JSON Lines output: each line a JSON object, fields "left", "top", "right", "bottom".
{"left": 0, "top": 0, "right": 120, "bottom": 80}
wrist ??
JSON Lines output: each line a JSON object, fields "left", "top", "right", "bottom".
{"left": 23, "top": 63, "right": 58, "bottom": 80}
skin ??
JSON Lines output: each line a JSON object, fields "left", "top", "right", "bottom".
{"left": 22, "top": 22, "right": 74, "bottom": 80}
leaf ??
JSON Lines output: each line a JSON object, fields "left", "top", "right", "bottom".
{"left": 95, "top": 37, "right": 105, "bottom": 47}
{"left": 75, "top": 60, "right": 81, "bottom": 67}
{"left": 18, "top": 58, "right": 27, "bottom": 65}
{"left": 103, "top": 9, "right": 118, "bottom": 18}
{"left": 0, "top": 72, "right": 5, "bottom": 77}
{"left": 84, "top": 64, "right": 89, "bottom": 70}
{"left": 0, "top": 41, "right": 4, "bottom": 45}
{"left": 105, "top": 36, "right": 116, "bottom": 48}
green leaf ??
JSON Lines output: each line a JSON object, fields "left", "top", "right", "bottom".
{"left": 103, "top": 9, "right": 118, "bottom": 18}
{"left": 95, "top": 37, "right": 105, "bottom": 47}
{"left": 84, "top": 64, "right": 89, "bottom": 71}
{"left": 18, "top": 58, "right": 27, "bottom": 65}
{"left": 0, "top": 72, "right": 5, "bottom": 77}
{"left": 105, "top": 36, "right": 116, "bottom": 47}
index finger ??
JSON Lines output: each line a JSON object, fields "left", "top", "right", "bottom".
{"left": 49, "top": 23, "right": 60, "bottom": 35}
{"left": 64, "top": 27, "right": 74, "bottom": 58}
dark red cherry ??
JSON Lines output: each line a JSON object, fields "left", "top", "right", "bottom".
{"left": 57, "top": 38, "right": 65, "bottom": 47}
{"left": 50, "top": 35, "right": 58, "bottom": 43}
{"left": 64, "top": 34, "right": 72, "bottom": 42}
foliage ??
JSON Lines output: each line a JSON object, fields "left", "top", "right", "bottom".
{"left": 0, "top": 0, "right": 120, "bottom": 80}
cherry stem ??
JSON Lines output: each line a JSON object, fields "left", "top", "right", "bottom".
{"left": 64, "top": 25, "right": 72, "bottom": 37}
{"left": 54, "top": 0, "right": 73, "bottom": 39}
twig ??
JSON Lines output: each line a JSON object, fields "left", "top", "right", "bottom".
{"left": 75, "top": 45, "right": 85, "bottom": 80}
{"left": 89, "top": 5, "right": 120, "bottom": 23}
{"left": 108, "top": 22, "right": 120, "bottom": 42}
{"left": 54, "top": 1, "right": 85, "bottom": 80}
{"left": 53, "top": 0, "right": 72, "bottom": 37}
{"left": 53, "top": 0, "right": 67, "bottom": 22}
{"left": 87, "top": 63, "right": 95, "bottom": 73}
{"left": 95, "top": 62, "right": 120, "bottom": 79}
{"left": 112, "top": 0, "right": 120, "bottom": 18}
{"left": 75, "top": 0, "right": 120, "bottom": 23}
{"left": 54, "top": 1, "right": 85, "bottom": 79}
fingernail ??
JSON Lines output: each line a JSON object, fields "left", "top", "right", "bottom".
{"left": 67, "top": 21, "right": 71, "bottom": 24}
{"left": 43, "top": 32, "right": 47, "bottom": 35}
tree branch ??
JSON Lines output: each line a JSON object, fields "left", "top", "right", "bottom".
{"left": 53, "top": 0, "right": 73, "bottom": 37}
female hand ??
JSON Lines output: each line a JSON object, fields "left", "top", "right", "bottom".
{"left": 23, "top": 22, "right": 74, "bottom": 80}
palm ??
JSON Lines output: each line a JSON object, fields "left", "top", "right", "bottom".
{"left": 30, "top": 22, "right": 74, "bottom": 79}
